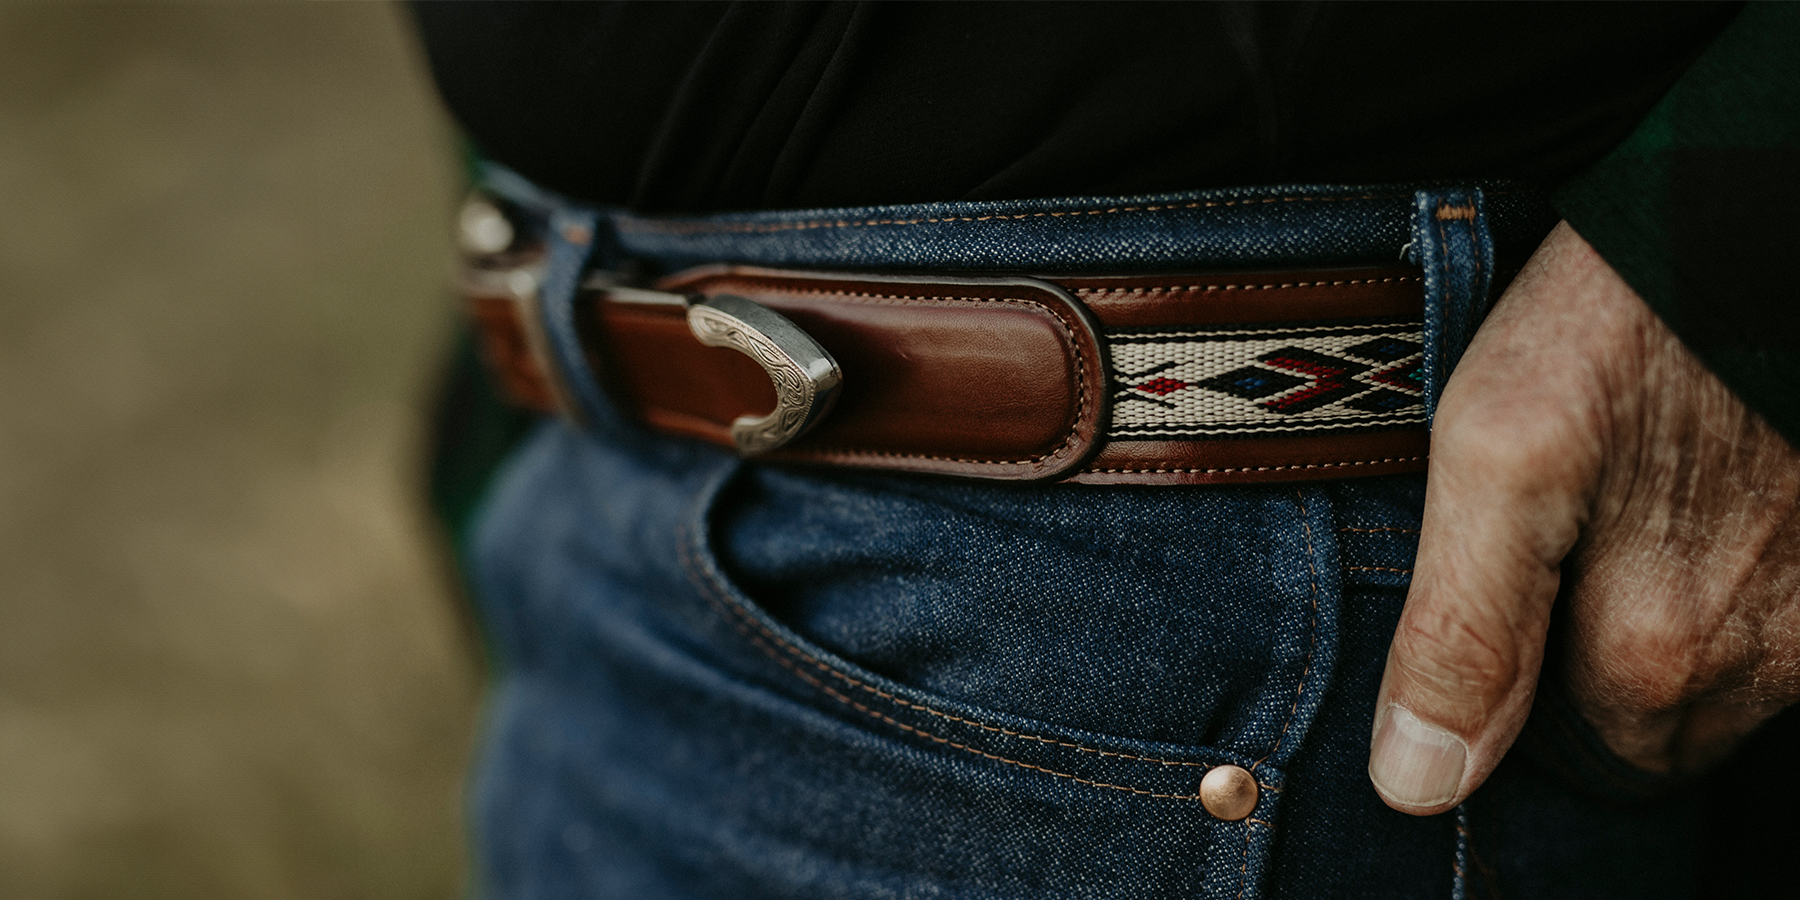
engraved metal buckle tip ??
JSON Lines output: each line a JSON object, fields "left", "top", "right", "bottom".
{"left": 606, "top": 285, "right": 843, "bottom": 456}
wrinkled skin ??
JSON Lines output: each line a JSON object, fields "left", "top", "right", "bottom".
{"left": 1368, "top": 221, "right": 1800, "bottom": 815}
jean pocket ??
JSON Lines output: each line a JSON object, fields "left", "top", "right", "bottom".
{"left": 680, "top": 462, "right": 1349, "bottom": 798}
{"left": 471, "top": 413, "right": 1349, "bottom": 898}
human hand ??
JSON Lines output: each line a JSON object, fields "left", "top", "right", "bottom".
{"left": 1366, "top": 221, "right": 1800, "bottom": 815}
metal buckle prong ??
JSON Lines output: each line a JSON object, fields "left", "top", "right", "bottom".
{"left": 685, "top": 295, "right": 842, "bottom": 455}
{"left": 600, "top": 281, "right": 842, "bottom": 455}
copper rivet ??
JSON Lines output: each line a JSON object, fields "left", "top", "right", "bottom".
{"left": 1199, "top": 765, "right": 1258, "bottom": 821}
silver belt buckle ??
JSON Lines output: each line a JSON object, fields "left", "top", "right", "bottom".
{"left": 604, "top": 284, "right": 843, "bottom": 456}
{"left": 461, "top": 191, "right": 842, "bottom": 454}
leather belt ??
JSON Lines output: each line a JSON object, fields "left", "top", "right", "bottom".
{"left": 460, "top": 201, "right": 1430, "bottom": 486}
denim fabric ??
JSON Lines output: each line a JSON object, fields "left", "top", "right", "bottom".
{"left": 603, "top": 183, "right": 1551, "bottom": 277}
{"left": 465, "top": 176, "right": 1699, "bottom": 899}
{"left": 1411, "top": 188, "right": 1496, "bottom": 427}
{"left": 485, "top": 164, "right": 1552, "bottom": 276}
{"left": 537, "top": 206, "right": 615, "bottom": 430}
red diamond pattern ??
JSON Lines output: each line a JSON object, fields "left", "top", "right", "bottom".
{"left": 1134, "top": 376, "right": 1191, "bottom": 397}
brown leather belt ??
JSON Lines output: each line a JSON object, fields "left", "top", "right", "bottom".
{"left": 464, "top": 249, "right": 1429, "bottom": 486}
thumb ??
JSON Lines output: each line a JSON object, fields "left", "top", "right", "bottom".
{"left": 1367, "top": 437, "right": 1575, "bottom": 814}
{"left": 1369, "top": 399, "right": 1590, "bottom": 814}
{"left": 1368, "top": 240, "right": 1605, "bottom": 814}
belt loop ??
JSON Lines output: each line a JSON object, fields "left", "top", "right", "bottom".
{"left": 537, "top": 206, "right": 615, "bottom": 430}
{"left": 1409, "top": 187, "right": 1495, "bottom": 428}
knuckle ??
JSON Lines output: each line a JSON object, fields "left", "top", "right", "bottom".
{"left": 1392, "top": 611, "right": 1522, "bottom": 714}
{"left": 1574, "top": 614, "right": 1709, "bottom": 715}
{"left": 1435, "top": 405, "right": 1589, "bottom": 488}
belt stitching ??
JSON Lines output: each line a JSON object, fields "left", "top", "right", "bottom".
{"left": 1082, "top": 455, "right": 1428, "bottom": 476}
{"left": 1071, "top": 275, "right": 1420, "bottom": 295}
{"left": 1114, "top": 421, "right": 1427, "bottom": 437}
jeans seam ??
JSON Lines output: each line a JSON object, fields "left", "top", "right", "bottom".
{"left": 1463, "top": 203, "right": 1484, "bottom": 284}
{"left": 616, "top": 193, "right": 1416, "bottom": 236}
{"left": 1238, "top": 822, "right": 1253, "bottom": 900}
{"left": 1451, "top": 803, "right": 1472, "bottom": 900}
{"left": 1254, "top": 489, "right": 1322, "bottom": 770}
{"left": 675, "top": 522, "right": 1277, "bottom": 802}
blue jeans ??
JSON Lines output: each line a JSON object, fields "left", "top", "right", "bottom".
{"left": 466, "top": 178, "right": 1696, "bottom": 898}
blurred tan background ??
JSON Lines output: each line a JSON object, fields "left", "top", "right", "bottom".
{"left": 0, "top": 3, "right": 480, "bottom": 898}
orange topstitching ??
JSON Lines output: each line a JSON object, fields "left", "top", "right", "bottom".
{"left": 1256, "top": 490, "right": 1321, "bottom": 770}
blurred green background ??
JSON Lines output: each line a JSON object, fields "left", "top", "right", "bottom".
{"left": 0, "top": 3, "right": 480, "bottom": 898}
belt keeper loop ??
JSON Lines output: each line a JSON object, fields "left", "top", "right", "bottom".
{"left": 537, "top": 208, "right": 613, "bottom": 430}
{"left": 1411, "top": 187, "right": 1495, "bottom": 429}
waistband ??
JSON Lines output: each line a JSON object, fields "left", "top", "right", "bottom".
{"left": 459, "top": 165, "right": 1559, "bottom": 485}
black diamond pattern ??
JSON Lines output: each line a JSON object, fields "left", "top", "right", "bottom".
{"left": 1344, "top": 389, "right": 1420, "bottom": 413}
{"left": 1341, "top": 337, "right": 1422, "bottom": 363}
{"left": 1194, "top": 366, "right": 1307, "bottom": 400}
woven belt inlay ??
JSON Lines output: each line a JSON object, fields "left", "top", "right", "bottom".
{"left": 1105, "top": 318, "right": 1426, "bottom": 438}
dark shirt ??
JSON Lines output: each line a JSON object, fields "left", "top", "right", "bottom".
{"left": 411, "top": 1, "right": 1733, "bottom": 212}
